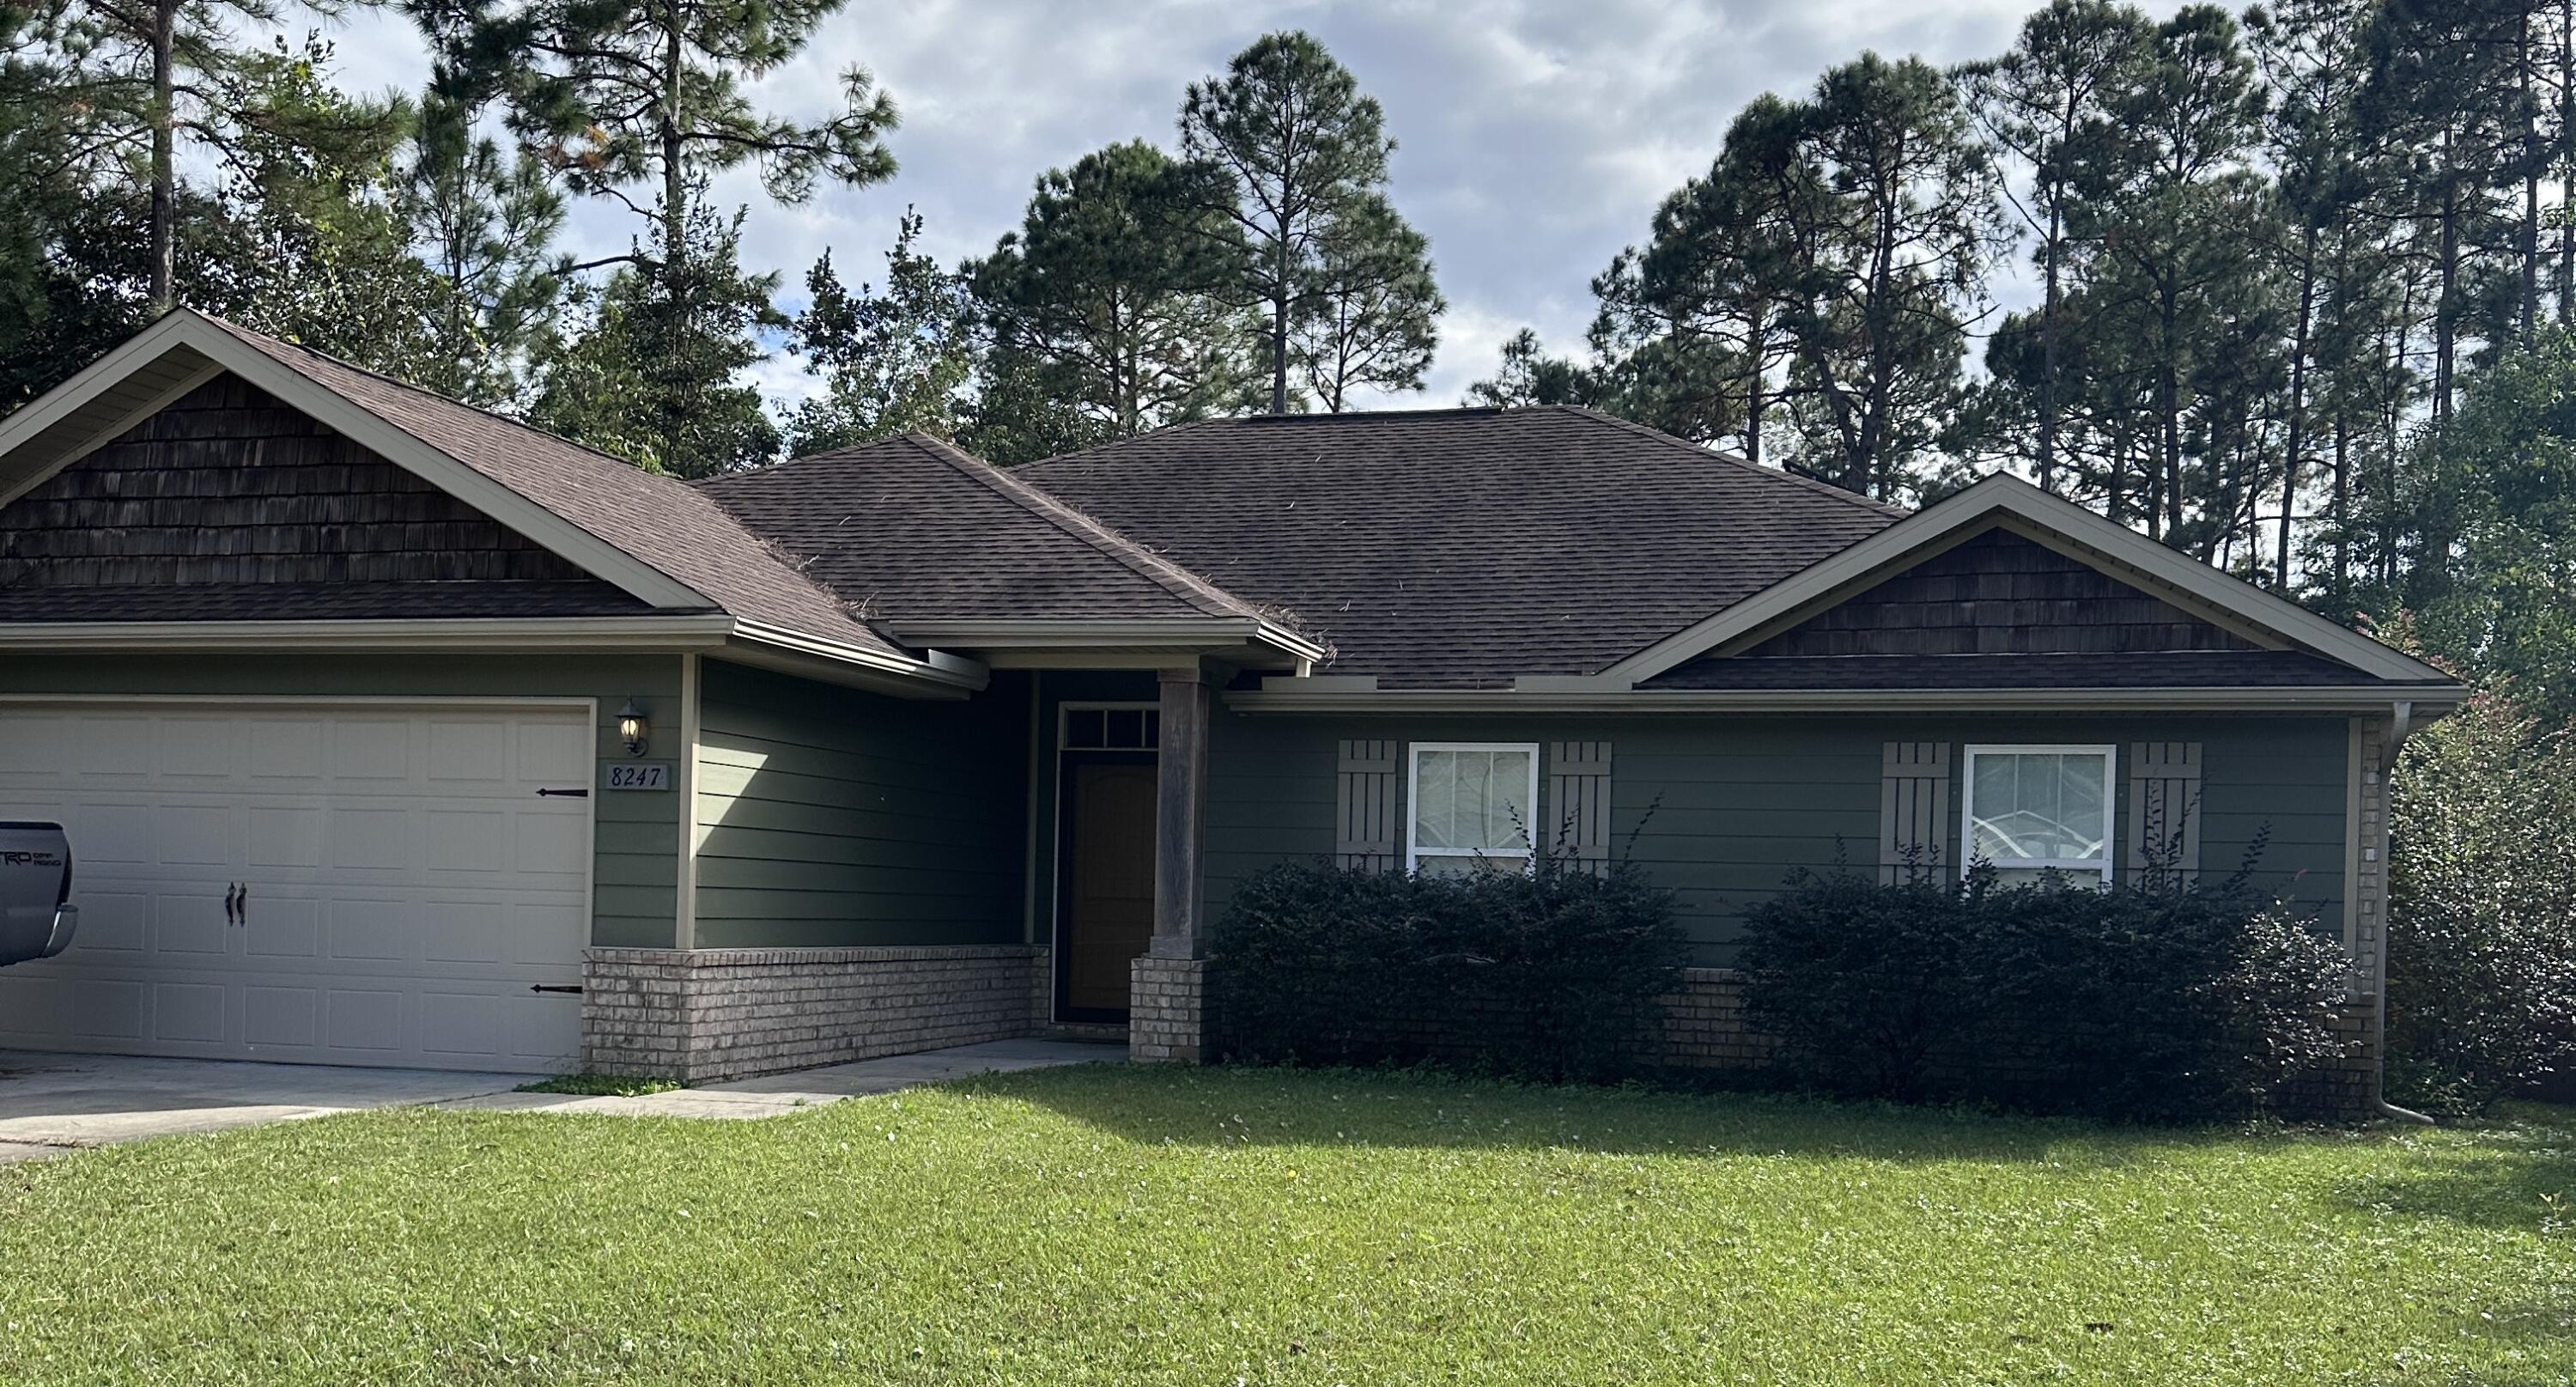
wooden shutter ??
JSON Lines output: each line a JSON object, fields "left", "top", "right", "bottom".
{"left": 2126, "top": 741, "right": 2202, "bottom": 883}
{"left": 1548, "top": 741, "right": 1613, "bottom": 871}
{"left": 1335, "top": 739, "right": 1402, "bottom": 872}
{"left": 1880, "top": 742, "right": 1952, "bottom": 883}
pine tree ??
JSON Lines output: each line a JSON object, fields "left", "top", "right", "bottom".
{"left": 1179, "top": 31, "right": 1438, "bottom": 412}
{"left": 787, "top": 209, "right": 975, "bottom": 453}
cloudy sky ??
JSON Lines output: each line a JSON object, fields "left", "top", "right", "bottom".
{"left": 312, "top": 0, "right": 2186, "bottom": 413}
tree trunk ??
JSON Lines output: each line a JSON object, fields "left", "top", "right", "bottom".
{"left": 148, "top": 0, "right": 177, "bottom": 313}
{"left": 1742, "top": 298, "right": 1765, "bottom": 468}
{"left": 2279, "top": 223, "right": 2318, "bottom": 591}
{"left": 660, "top": 15, "right": 686, "bottom": 278}
{"left": 2561, "top": 0, "right": 2574, "bottom": 323}
{"left": 2038, "top": 199, "right": 2062, "bottom": 494}
{"left": 2434, "top": 135, "right": 2459, "bottom": 428}
{"left": 2524, "top": 35, "right": 2542, "bottom": 338}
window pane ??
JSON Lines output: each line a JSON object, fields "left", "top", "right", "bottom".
{"left": 1970, "top": 752, "right": 2106, "bottom": 864}
{"left": 1413, "top": 748, "right": 1533, "bottom": 855}
{"left": 1066, "top": 709, "right": 1104, "bottom": 748}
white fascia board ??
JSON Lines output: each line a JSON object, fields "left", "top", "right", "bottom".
{"left": 0, "top": 615, "right": 738, "bottom": 652}
{"left": 726, "top": 620, "right": 987, "bottom": 692}
{"left": 1223, "top": 684, "right": 2467, "bottom": 715}
{"left": 1596, "top": 473, "right": 2450, "bottom": 687}
{"left": 0, "top": 313, "right": 713, "bottom": 612}
{"left": 884, "top": 618, "right": 1326, "bottom": 666}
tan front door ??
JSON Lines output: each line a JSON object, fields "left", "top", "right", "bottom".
{"left": 1058, "top": 756, "right": 1156, "bottom": 1019}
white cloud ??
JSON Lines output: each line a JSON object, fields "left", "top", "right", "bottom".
{"left": 289, "top": 0, "right": 2190, "bottom": 433}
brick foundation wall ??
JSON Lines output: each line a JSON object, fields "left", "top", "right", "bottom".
{"left": 582, "top": 945, "right": 1048, "bottom": 1082}
{"left": 1130, "top": 956, "right": 1206, "bottom": 1063}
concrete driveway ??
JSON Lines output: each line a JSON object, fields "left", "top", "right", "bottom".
{"left": 0, "top": 1051, "right": 525, "bottom": 1162}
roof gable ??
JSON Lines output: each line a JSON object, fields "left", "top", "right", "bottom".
{"left": 0, "top": 374, "right": 645, "bottom": 622}
{"left": 1602, "top": 472, "right": 2456, "bottom": 690}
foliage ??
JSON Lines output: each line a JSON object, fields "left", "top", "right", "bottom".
{"left": 395, "top": 89, "right": 568, "bottom": 406}
{"left": 963, "top": 141, "right": 1249, "bottom": 464}
{"left": 787, "top": 209, "right": 975, "bottom": 453}
{"left": 1180, "top": 30, "right": 1439, "bottom": 413}
{"left": 513, "top": 1072, "right": 683, "bottom": 1096}
{"left": 1212, "top": 855, "right": 1689, "bottom": 1085}
{"left": 1741, "top": 864, "right": 2351, "bottom": 1120}
{"left": 2387, "top": 688, "right": 2576, "bottom": 1116}
{"left": 3, "top": 1068, "right": 2574, "bottom": 1384}
{"left": 529, "top": 200, "right": 782, "bottom": 476}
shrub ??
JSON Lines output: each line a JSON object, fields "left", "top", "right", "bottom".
{"left": 1741, "top": 864, "right": 2350, "bottom": 1122}
{"left": 2387, "top": 691, "right": 2576, "bottom": 1117}
{"left": 1211, "top": 852, "right": 1689, "bottom": 1085}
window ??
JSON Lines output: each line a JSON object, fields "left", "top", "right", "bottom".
{"left": 1961, "top": 745, "right": 2116, "bottom": 885}
{"left": 1060, "top": 704, "right": 1159, "bottom": 751}
{"left": 1407, "top": 743, "right": 1539, "bottom": 877}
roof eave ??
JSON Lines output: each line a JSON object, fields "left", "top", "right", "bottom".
{"left": 883, "top": 617, "right": 1325, "bottom": 671}
{"left": 1224, "top": 682, "right": 2470, "bottom": 715}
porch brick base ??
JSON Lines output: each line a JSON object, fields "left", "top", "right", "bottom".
{"left": 1129, "top": 956, "right": 1207, "bottom": 1063}
{"left": 1654, "top": 968, "right": 2380, "bottom": 1121}
{"left": 581, "top": 945, "right": 1049, "bottom": 1083}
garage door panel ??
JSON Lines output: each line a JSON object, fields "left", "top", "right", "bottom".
{"left": 328, "top": 897, "right": 413, "bottom": 961}
{"left": 70, "top": 979, "right": 144, "bottom": 1040}
{"left": 327, "top": 989, "right": 406, "bottom": 1052}
{"left": 153, "top": 982, "right": 227, "bottom": 1043}
{"left": 155, "top": 803, "right": 234, "bottom": 867}
{"left": 154, "top": 891, "right": 232, "bottom": 957}
{"left": 426, "top": 807, "right": 507, "bottom": 873}
{"left": 248, "top": 804, "right": 326, "bottom": 868}
{"left": 248, "top": 719, "right": 328, "bottom": 782}
{"left": 329, "top": 721, "right": 412, "bottom": 782}
{"left": 328, "top": 806, "right": 413, "bottom": 871}
{"left": 244, "top": 986, "right": 318, "bottom": 1048}
{"left": 72, "top": 891, "right": 147, "bottom": 952}
{"left": 2, "top": 705, "right": 593, "bottom": 1072}
{"left": 246, "top": 895, "right": 321, "bottom": 958}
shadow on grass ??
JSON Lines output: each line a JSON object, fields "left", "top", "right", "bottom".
{"left": 945, "top": 1060, "right": 2327, "bottom": 1168}
{"left": 2325, "top": 1106, "right": 2576, "bottom": 1233}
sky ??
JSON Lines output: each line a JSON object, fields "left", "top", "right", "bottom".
{"left": 306, "top": 0, "right": 2187, "bottom": 416}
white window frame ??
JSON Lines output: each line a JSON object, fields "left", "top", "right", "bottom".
{"left": 1406, "top": 741, "right": 1542, "bottom": 875}
{"left": 1960, "top": 743, "right": 2117, "bottom": 884}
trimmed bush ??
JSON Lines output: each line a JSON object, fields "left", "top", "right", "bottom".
{"left": 2388, "top": 690, "right": 2576, "bottom": 1117}
{"left": 1211, "top": 855, "right": 1689, "bottom": 1084}
{"left": 1741, "top": 864, "right": 2349, "bottom": 1121}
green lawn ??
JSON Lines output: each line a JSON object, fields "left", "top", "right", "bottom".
{"left": 1, "top": 1066, "right": 2569, "bottom": 1385}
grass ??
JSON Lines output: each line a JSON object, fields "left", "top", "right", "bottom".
{"left": 513, "top": 1072, "right": 686, "bottom": 1097}
{"left": 1, "top": 1065, "right": 2570, "bottom": 1386}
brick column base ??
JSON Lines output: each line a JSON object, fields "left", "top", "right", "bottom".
{"left": 1130, "top": 955, "right": 1208, "bottom": 1063}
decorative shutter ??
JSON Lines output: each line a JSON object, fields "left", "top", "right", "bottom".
{"left": 1335, "top": 739, "right": 1402, "bottom": 873}
{"left": 1880, "top": 741, "right": 1952, "bottom": 883}
{"left": 1548, "top": 741, "right": 1613, "bottom": 871}
{"left": 2126, "top": 741, "right": 2202, "bottom": 883}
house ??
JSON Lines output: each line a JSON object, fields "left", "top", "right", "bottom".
{"left": 0, "top": 312, "right": 2463, "bottom": 1105}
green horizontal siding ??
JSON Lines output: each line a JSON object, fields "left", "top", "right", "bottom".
{"left": 691, "top": 662, "right": 1026, "bottom": 949}
{"left": 1205, "top": 710, "right": 2354, "bottom": 966}
{"left": 0, "top": 651, "right": 686, "bottom": 948}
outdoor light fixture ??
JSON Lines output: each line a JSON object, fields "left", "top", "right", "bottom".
{"left": 617, "top": 699, "right": 650, "bottom": 757}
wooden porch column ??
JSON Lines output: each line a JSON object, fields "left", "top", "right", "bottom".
{"left": 1149, "top": 665, "right": 1211, "bottom": 959}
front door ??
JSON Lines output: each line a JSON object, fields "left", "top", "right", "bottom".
{"left": 1057, "top": 753, "right": 1156, "bottom": 1022}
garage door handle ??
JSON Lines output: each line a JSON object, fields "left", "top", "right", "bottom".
{"left": 223, "top": 882, "right": 241, "bottom": 926}
{"left": 530, "top": 983, "right": 585, "bottom": 995}
{"left": 536, "top": 788, "right": 589, "bottom": 798}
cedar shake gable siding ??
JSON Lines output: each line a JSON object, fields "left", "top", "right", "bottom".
{"left": 205, "top": 322, "right": 908, "bottom": 657}
{"left": 693, "top": 435, "right": 1273, "bottom": 624}
{"left": 0, "top": 375, "right": 648, "bottom": 622}
{"left": 1015, "top": 407, "right": 1901, "bottom": 689}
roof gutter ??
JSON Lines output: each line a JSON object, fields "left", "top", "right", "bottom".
{"left": 1224, "top": 684, "right": 2471, "bottom": 715}
{"left": 884, "top": 617, "right": 1325, "bottom": 668}
{"left": 0, "top": 614, "right": 738, "bottom": 652}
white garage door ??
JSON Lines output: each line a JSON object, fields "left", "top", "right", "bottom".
{"left": 0, "top": 703, "right": 593, "bottom": 1072}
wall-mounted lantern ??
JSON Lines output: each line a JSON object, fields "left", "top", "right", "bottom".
{"left": 617, "top": 699, "right": 650, "bottom": 757}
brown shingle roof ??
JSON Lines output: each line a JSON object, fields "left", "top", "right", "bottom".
{"left": 695, "top": 434, "right": 1277, "bottom": 625}
{"left": 204, "top": 318, "right": 913, "bottom": 660}
{"left": 1015, "top": 407, "right": 1903, "bottom": 687}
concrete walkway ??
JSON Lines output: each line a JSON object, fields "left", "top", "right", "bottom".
{"left": 440, "top": 1039, "right": 1119, "bottom": 1120}
{"left": 0, "top": 1051, "right": 528, "bottom": 1158}
{"left": 0, "top": 1039, "right": 1122, "bottom": 1162}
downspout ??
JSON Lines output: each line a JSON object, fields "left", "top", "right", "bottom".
{"left": 2374, "top": 699, "right": 2435, "bottom": 1126}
